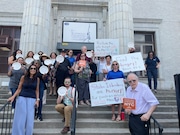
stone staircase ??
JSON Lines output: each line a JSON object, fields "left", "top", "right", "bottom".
{"left": 0, "top": 87, "right": 179, "bottom": 135}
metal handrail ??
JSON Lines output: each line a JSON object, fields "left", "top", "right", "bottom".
{"left": 150, "top": 116, "right": 163, "bottom": 135}
{"left": 70, "top": 86, "right": 77, "bottom": 135}
{"left": 0, "top": 101, "right": 13, "bottom": 135}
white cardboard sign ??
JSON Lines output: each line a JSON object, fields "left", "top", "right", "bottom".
{"left": 89, "top": 78, "right": 126, "bottom": 107}
{"left": 94, "top": 39, "right": 119, "bottom": 56}
{"left": 112, "top": 52, "right": 145, "bottom": 73}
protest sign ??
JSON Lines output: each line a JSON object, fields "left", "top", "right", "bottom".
{"left": 123, "top": 98, "right": 136, "bottom": 110}
{"left": 112, "top": 52, "right": 145, "bottom": 73}
{"left": 78, "top": 60, "right": 86, "bottom": 67}
{"left": 94, "top": 39, "right": 119, "bottom": 56}
{"left": 89, "top": 78, "right": 126, "bottom": 107}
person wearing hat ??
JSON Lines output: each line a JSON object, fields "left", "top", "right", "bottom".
{"left": 40, "top": 53, "right": 50, "bottom": 64}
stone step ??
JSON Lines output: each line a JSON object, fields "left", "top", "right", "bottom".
{"left": 0, "top": 118, "right": 178, "bottom": 129}
{"left": 0, "top": 87, "right": 179, "bottom": 135}
{"left": 36, "top": 104, "right": 177, "bottom": 112}
{"left": 38, "top": 110, "right": 177, "bottom": 120}
{"left": 32, "top": 127, "right": 180, "bottom": 135}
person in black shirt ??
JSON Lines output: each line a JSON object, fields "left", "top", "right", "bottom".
{"left": 55, "top": 49, "right": 71, "bottom": 89}
{"left": 145, "top": 51, "right": 160, "bottom": 93}
{"left": 89, "top": 60, "right": 97, "bottom": 82}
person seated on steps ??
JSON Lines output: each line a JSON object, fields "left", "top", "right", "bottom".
{"left": 55, "top": 77, "right": 75, "bottom": 134}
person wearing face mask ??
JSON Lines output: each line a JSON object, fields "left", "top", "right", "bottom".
{"left": 55, "top": 77, "right": 75, "bottom": 134}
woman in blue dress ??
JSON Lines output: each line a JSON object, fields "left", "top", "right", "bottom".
{"left": 106, "top": 61, "right": 125, "bottom": 121}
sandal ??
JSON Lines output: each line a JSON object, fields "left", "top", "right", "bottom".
{"left": 116, "top": 115, "right": 121, "bottom": 121}
{"left": 112, "top": 114, "right": 116, "bottom": 121}
{"left": 79, "top": 101, "right": 86, "bottom": 105}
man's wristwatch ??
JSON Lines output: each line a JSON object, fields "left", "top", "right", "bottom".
{"left": 36, "top": 98, "right": 40, "bottom": 101}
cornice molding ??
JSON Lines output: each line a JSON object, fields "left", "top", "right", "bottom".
{"left": 133, "top": 18, "right": 162, "bottom": 24}
{"left": 51, "top": 0, "right": 108, "bottom": 7}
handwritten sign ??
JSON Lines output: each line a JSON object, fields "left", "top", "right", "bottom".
{"left": 89, "top": 78, "right": 126, "bottom": 107}
{"left": 94, "top": 39, "right": 119, "bottom": 56}
{"left": 112, "top": 52, "right": 145, "bottom": 73}
{"left": 123, "top": 98, "right": 136, "bottom": 110}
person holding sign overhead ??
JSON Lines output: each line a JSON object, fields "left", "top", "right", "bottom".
{"left": 125, "top": 72, "right": 159, "bottom": 135}
{"left": 55, "top": 77, "right": 75, "bottom": 134}
{"left": 75, "top": 53, "right": 92, "bottom": 105}
{"left": 106, "top": 61, "right": 125, "bottom": 121}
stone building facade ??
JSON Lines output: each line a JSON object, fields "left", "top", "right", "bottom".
{"left": 0, "top": 0, "right": 180, "bottom": 90}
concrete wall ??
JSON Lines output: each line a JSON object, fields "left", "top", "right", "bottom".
{"left": 0, "top": 0, "right": 24, "bottom": 26}
{"left": 132, "top": 0, "right": 180, "bottom": 89}
{"left": 0, "top": 0, "right": 180, "bottom": 89}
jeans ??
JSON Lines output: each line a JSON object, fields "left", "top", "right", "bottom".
{"left": 36, "top": 81, "right": 45, "bottom": 118}
{"left": 147, "top": 69, "right": 158, "bottom": 89}
{"left": 10, "top": 88, "right": 17, "bottom": 109}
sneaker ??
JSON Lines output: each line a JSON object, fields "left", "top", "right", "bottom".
{"left": 12, "top": 109, "right": 15, "bottom": 114}
{"left": 37, "top": 116, "right": 43, "bottom": 121}
{"left": 8, "top": 91, "right": 12, "bottom": 95}
{"left": 85, "top": 100, "right": 91, "bottom": 105}
{"left": 61, "top": 126, "right": 70, "bottom": 134}
{"left": 154, "top": 89, "right": 157, "bottom": 93}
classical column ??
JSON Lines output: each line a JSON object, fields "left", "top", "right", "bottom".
{"left": 108, "top": 0, "right": 134, "bottom": 54}
{"left": 52, "top": 5, "right": 58, "bottom": 53}
{"left": 20, "top": 0, "right": 51, "bottom": 55}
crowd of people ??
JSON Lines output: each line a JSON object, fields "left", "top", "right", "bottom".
{"left": 7, "top": 45, "right": 160, "bottom": 135}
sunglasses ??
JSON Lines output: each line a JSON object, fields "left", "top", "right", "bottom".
{"left": 30, "top": 67, "right": 36, "bottom": 70}
{"left": 128, "top": 80, "right": 136, "bottom": 84}
{"left": 112, "top": 63, "right": 118, "bottom": 66}
{"left": 64, "top": 81, "right": 71, "bottom": 84}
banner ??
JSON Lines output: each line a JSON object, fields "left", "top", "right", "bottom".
{"left": 94, "top": 39, "right": 119, "bottom": 56}
{"left": 89, "top": 78, "right": 126, "bottom": 107}
{"left": 112, "top": 52, "right": 145, "bottom": 73}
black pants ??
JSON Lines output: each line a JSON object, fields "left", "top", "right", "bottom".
{"left": 129, "top": 113, "right": 150, "bottom": 135}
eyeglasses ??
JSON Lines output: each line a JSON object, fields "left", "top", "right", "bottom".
{"left": 112, "top": 63, "right": 118, "bottom": 66}
{"left": 80, "top": 55, "right": 85, "bottom": 57}
{"left": 64, "top": 81, "right": 71, "bottom": 84}
{"left": 30, "top": 67, "right": 36, "bottom": 70}
{"left": 69, "top": 52, "right": 73, "bottom": 53}
{"left": 128, "top": 80, "right": 136, "bottom": 84}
